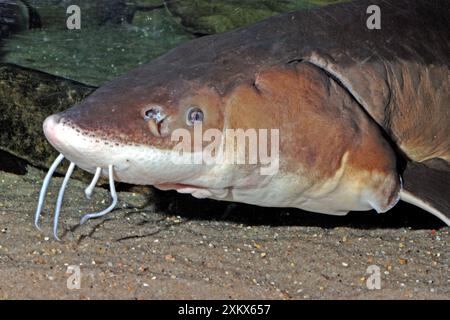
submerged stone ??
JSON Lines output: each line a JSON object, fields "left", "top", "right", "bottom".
{"left": 0, "top": 63, "right": 94, "bottom": 172}
{"left": 0, "top": 0, "right": 41, "bottom": 39}
{"left": 166, "top": 0, "right": 348, "bottom": 35}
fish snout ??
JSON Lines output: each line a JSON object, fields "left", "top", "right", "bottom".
{"left": 43, "top": 114, "right": 63, "bottom": 150}
{"left": 42, "top": 113, "right": 106, "bottom": 173}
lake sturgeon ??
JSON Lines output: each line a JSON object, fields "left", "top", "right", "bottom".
{"left": 34, "top": 0, "right": 450, "bottom": 239}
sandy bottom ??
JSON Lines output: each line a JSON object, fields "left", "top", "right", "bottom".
{"left": 0, "top": 167, "right": 448, "bottom": 299}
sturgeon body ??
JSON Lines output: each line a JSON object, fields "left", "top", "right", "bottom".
{"left": 38, "top": 0, "right": 450, "bottom": 237}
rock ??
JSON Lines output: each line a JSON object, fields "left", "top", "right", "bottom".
{"left": 135, "top": 0, "right": 164, "bottom": 7}
{"left": 95, "top": 0, "right": 135, "bottom": 25}
{"left": 131, "top": 6, "right": 188, "bottom": 36}
{"left": 25, "top": 0, "right": 168, "bottom": 29}
{"left": 0, "top": 0, "right": 41, "bottom": 39}
{"left": 95, "top": 0, "right": 166, "bottom": 25}
{"left": 0, "top": 63, "right": 95, "bottom": 172}
{"left": 166, "top": 0, "right": 348, "bottom": 35}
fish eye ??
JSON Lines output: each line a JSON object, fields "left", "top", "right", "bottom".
{"left": 186, "top": 107, "right": 204, "bottom": 126}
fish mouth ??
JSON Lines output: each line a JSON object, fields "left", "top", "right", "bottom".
{"left": 154, "top": 182, "right": 207, "bottom": 193}
{"left": 154, "top": 183, "right": 229, "bottom": 199}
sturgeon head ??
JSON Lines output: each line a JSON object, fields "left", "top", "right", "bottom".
{"left": 42, "top": 38, "right": 401, "bottom": 214}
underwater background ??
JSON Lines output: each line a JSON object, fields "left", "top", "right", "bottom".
{"left": 2, "top": 0, "right": 347, "bottom": 85}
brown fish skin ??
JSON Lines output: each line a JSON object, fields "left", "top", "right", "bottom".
{"left": 42, "top": 0, "right": 448, "bottom": 219}
{"left": 223, "top": 62, "right": 400, "bottom": 213}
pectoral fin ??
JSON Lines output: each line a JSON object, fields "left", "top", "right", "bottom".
{"left": 400, "top": 161, "right": 450, "bottom": 226}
